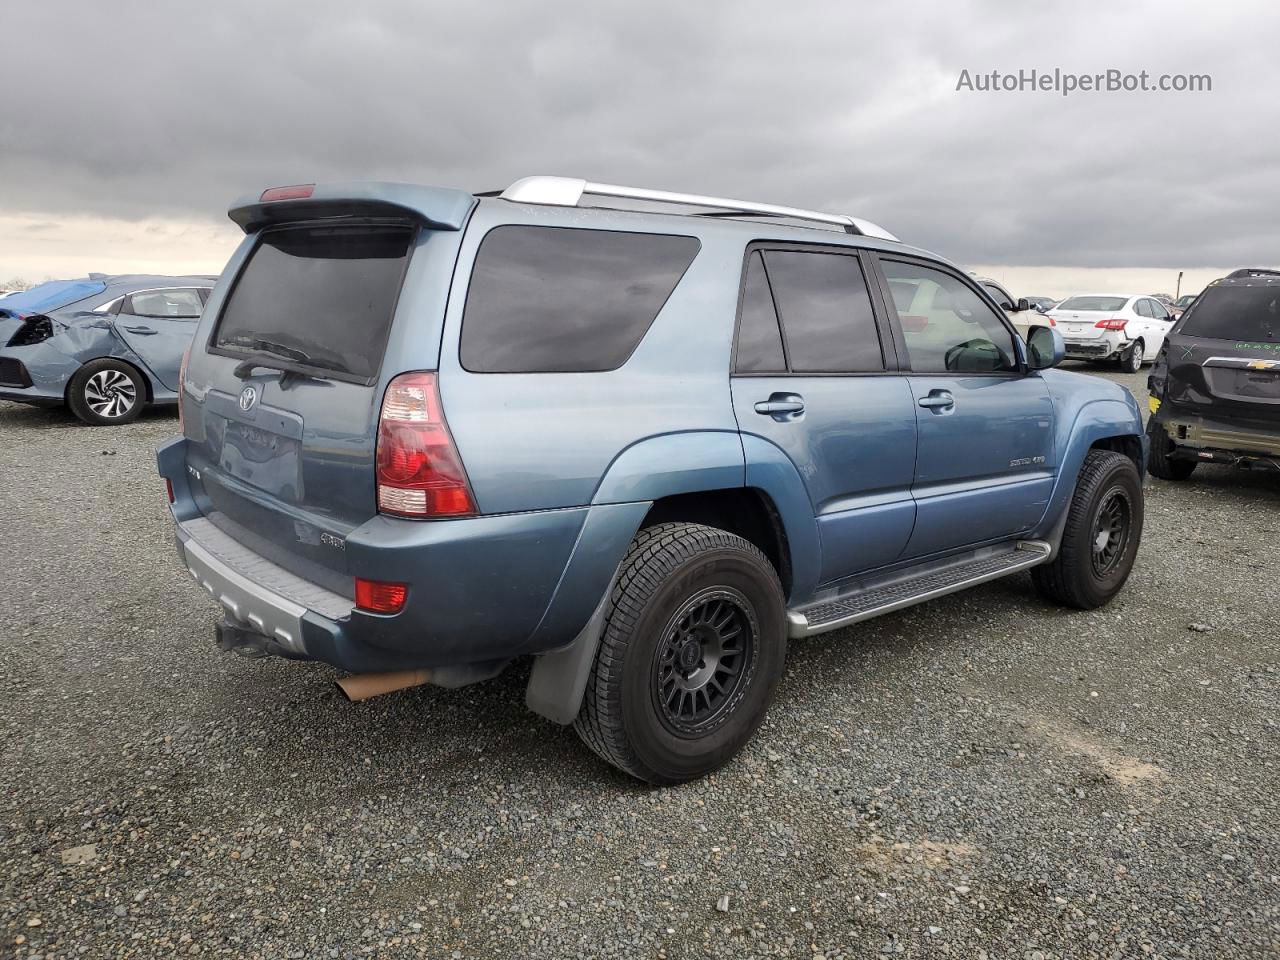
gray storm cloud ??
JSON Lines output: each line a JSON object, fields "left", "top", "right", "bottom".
{"left": 1, "top": 0, "right": 1275, "bottom": 269}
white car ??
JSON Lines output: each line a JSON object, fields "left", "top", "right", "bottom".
{"left": 1046, "top": 294, "right": 1175, "bottom": 372}
{"left": 975, "top": 277, "right": 1053, "bottom": 342}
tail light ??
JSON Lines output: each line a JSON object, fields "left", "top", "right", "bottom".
{"left": 355, "top": 578, "right": 408, "bottom": 614}
{"left": 376, "top": 372, "right": 476, "bottom": 518}
{"left": 1045, "top": 315, "right": 1056, "bottom": 326}
{"left": 1095, "top": 318, "right": 1128, "bottom": 331}
{"left": 177, "top": 345, "right": 191, "bottom": 432}
{"left": 8, "top": 315, "right": 52, "bottom": 346}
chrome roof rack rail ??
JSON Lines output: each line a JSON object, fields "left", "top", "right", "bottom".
{"left": 496, "top": 176, "right": 898, "bottom": 241}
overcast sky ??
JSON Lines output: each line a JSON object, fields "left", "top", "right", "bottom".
{"left": 2, "top": 0, "right": 1275, "bottom": 296}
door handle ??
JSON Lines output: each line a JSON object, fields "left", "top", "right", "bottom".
{"left": 122, "top": 325, "right": 158, "bottom": 335}
{"left": 918, "top": 390, "right": 955, "bottom": 410}
{"left": 754, "top": 393, "right": 805, "bottom": 419}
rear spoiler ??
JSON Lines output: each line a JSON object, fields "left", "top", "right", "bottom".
{"left": 228, "top": 182, "right": 477, "bottom": 234}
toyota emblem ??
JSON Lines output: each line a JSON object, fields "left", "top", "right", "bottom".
{"left": 238, "top": 385, "right": 258, "bottom": 412}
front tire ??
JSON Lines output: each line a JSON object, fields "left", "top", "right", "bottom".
{"left": 574, "top": 522, "right": 787, "bottom": 784}
{"left": 67, "top": 359, "right": 146, "bottom": 425}
{"left": 1146, "top": 417, "right": 1196, "bottom": 481}
{"left": 1032, "top": 450, "right": 1143, "bottom": 610}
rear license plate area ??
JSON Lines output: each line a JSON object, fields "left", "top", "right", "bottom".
{"left": 218, "top": 418, "right": 303, "bottom": 499}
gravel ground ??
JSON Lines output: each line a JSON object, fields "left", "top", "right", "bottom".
{"left": 2, "top": 364, "right": 1278, "bottom": 960}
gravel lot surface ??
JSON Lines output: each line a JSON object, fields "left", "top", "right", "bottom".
{"left": 2, "top": 364, "right": 1278, "bottom": 959}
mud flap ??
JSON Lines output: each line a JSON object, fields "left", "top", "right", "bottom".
{"left": 524, "top": 586, "right": 613, "bottom": 725}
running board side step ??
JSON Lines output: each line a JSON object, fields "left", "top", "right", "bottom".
{"left": 787, "top": 540, "right": 1051, "bottom": 638}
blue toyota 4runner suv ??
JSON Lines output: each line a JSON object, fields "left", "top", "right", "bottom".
{"left": 158, "top": 177, "right": 1147, "bottom": 784}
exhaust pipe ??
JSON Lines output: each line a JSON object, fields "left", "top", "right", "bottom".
{"left": 335, "top": 659, "right": 510, "bottom": 702}
{"left": 335, "top": 669, "right": 434, "bottom": 702}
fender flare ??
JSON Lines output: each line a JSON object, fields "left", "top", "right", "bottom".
{"left": 589, "top": 430, "right": 745, "bottom": 505}
{"left": 526, "top": 430, "right": 821, "bottom": 724}
{"left": 1041, "top": 397, "right": 1146, "bottom": 556}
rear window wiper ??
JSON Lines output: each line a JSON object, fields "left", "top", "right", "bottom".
{"left": 229, "top": 339, "right": 348, "bottom": 380}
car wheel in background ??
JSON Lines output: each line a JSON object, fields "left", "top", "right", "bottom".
{"left": 1122, "top": 340, "right": 1145, "bottom": 373}
{"left": 67, "top": 358, "right": 147, "bottom": 426}
{"left": 1032, "top": 450, "right": 1144, "bottom": 610}
{"left": 574, "top": 522, "right": 787, "bottom": 784}
{"left": 1146, "top": 418, "right": 1197, "bottom": 481}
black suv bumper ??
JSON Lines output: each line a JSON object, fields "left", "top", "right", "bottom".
{"left": 1149, "top": 403, "right": 1280, "bottom": 470}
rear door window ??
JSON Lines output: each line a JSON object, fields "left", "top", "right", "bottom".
{"left": 760, "top": 249, "right": 884, "bottom": 373}
{"left": 213, "top": 224, "right": 414, "bottom": 383}
{"left": 460, "top": 226, "right": 699, "bottom": 373}
{"left": 1178, "top": 285, "right": 1280, "bottom": 342}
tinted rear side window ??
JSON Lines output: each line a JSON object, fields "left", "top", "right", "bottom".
{"left": 735, "top": 251, "right": 786, "bottom": 372}
{"left": 214, "top": 225, "right": 413, "bottom": 382}
{"left": 762, "top": 250, "right": 883, "bottom": 373}
{"left": 461, "top": 226, "right": 699, "bottom": 373}
{"left": 1179, "top": 285, "right": 1280, "bottom": 342}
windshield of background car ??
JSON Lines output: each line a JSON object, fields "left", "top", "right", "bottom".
{"left": 981, "top": 283, "right": 1013, "bottom": 307}
{"left": 0, "top": 279, "right": 107, "bottom": 316}
{"left": 1058, "top": 296, "right": 1128, "bottom": 311}
{"left": 1178, "top": 285, "right": 1280, "bottom": 342}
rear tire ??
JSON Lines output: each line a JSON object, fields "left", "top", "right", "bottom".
{"left": 1146, "top": 418, "right": 1197, "bottom": 481}
{"left": 574, "top": 522, "right": 787, "bottom": 784}
{"left": 1032, "top": 450, "right": 1143, "bottom": 610}
{"left": 1122, "top": 340, "right": 1145, "bottom": 373}
{"left": 67, "top": 358, "right": 146, "bottom": 425}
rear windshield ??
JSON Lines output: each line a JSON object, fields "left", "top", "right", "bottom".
{"left": 1178, "top": 285, "right": 1280, "bottom": 342}
{"left": 213, "top": 224, "right": 413, "bottom": 382}
{"left": 460, "top": 225, "right": 700, "bottom": 373}
{"left": 1057, "top": 296, "right": 1128, "bottom": 312}
{"left": 0, "top": 279, "right": 106, "bottom": 316}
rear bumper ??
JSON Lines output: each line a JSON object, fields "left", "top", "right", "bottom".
{"left": 177, "top": 516, "right": 350, "bottom": 657}
{"left": 1062, "top": 335, "right": 1130, "bottom": 360}
{"left": 0, "top": 353, "right": 64, "bottom": 404}
{"left": 1150, "top": 404, "right": 1280, "bottom": 466}
{"left": 158, "top": 436, "right": 648, "bottom": 673}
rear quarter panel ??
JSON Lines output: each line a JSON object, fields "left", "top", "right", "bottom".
{"left": 438, "top": 201, "right": 747, "bottom": 515}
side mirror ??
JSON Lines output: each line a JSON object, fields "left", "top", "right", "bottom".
{"left": 1015, "top": 297, "right": 1031, "bottom": 312}
{"left": 1027, "top": 325, "right": 1065, "bottom": 370}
